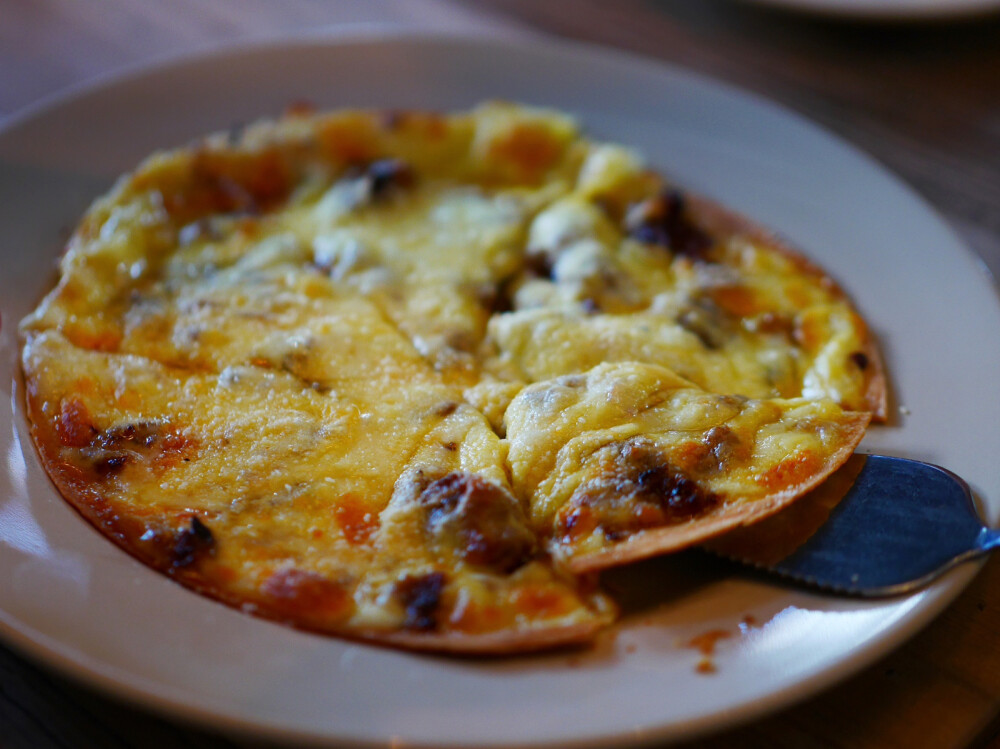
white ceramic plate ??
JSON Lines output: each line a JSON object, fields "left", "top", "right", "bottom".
{"left": 739, "top": 0, "right": 1000, "bottom": 19}
{"left": 2, "top": 33, "right": 999, "bottom": 749}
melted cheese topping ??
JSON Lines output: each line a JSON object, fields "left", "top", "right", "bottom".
{"left": 20, "top": 102, "right": 882, "bottom": 651}
{"left": 504, "top": 362, "right": 868, "bottom": 569}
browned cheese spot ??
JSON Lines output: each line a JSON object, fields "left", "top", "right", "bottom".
{"left": 155, "top": 149, "right": 292, "bottom": 223}
{"left": 624, "top": 190, "right": 712, "bottom": 259}
{"left": 431, "top": 401, "right": 459, "bottom": 418}
{"left": 743, "top": 311, "right": 795, "bottom": 339}
{"left": 419, "top": 473, "right": 536, "bottom": 573}
{"left": 697, "top": 426, "right": 751, "bottom": 474}
{"left": 366, "top": 158, "right": 415, "bottom": 198}
{"left": 488, "top": 123, "right": 564, "bottom": 181}
{"left": 333, "top": 493, "right": 379, "bottom": 546}
{"left": 99, "top": 421, "right": 160, "bottom": 449}
{"left": 676, "top": 298, "right": 731, "bottom": 350}
{"left": 395, "top": 572, "right": 446, "bottom": 632}
{"left": 70, "top": 419, "right": 194, "bottom": 478}
{"left": 71, "top": 419, "right": 160, "bottom": 476}
{"left": 89, "top": 452, "right": 131, "bottom": 476}
{"left": 172, "top": 515, "right": 215, "bottom": 568}
{"left": 523, "top": 251, "right": 555, "bottom": 281}
{"left": 558, "top": 441, "right": 721, "bottom": 542}
{"left": 56, "top": 397, "right": 98, "bottom": 448}
{"left": 261, "top": 568, "right": 352, "bottom": 621}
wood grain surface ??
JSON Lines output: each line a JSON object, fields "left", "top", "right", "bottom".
{"left": 2, "top": 1, "right": 1000, "bottom": 747}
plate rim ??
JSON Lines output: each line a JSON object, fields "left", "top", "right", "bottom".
{"left": 0, "top": 28, "right": 994, "bottom": 749}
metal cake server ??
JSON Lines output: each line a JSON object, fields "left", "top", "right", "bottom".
{"left": 708, "top": 454, "right": 1000, "bottom": 596}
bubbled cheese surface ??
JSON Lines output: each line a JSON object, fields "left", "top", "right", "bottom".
{"left": 19, "top": 102, "right": 881, "bottom": 651}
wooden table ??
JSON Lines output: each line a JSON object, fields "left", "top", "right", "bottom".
{"left": 3, "top": 2, "right": 1000, "bottom": 747}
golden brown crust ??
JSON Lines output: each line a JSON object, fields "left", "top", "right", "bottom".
{"left": 860, "top": 338, "right": 889, "bottom": 421}
{"left": 704, "top": 453, "right": 868, "bottom": 566}
{"left": 373, "top": 616, "right": 610, "bottom": 655}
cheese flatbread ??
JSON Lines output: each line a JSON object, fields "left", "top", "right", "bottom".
{"left": 20, "top": 102, "right": 883, "bottom": 651}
